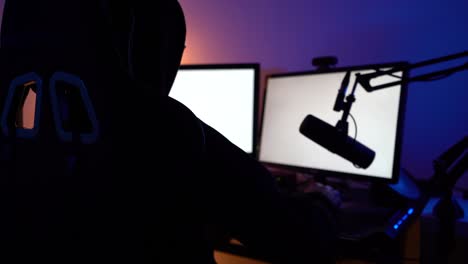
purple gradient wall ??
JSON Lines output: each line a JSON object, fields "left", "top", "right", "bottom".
{"left": 179, "top": 0, "right": 468, "bottom": 188}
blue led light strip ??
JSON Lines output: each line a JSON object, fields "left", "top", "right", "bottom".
{"left": 393, "top": 208, "right": 415, "bottom": 230}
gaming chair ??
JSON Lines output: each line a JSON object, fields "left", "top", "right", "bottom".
{"left": 0, "top": 0, "right": 207, "bottom": 262}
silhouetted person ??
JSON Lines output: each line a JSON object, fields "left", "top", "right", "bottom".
{"left": 0, "top": 0, "right": 337, "bottom": 263}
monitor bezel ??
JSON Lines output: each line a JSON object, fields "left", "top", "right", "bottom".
{"left": 258, "top": 62, "right": 408, "bottom": 184}
{"left": 177, "top": 63, "right": 260, "bottom": 158}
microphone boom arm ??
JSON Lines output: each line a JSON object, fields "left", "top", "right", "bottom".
{"left": 357, "top": 51, "right": 468, "bottom": 92}
{"left": 336, "top": 75, "right": 359, "bottom": 135}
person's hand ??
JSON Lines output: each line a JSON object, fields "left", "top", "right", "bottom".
{"left": 296, "top": 173, "right": 342, "bottom": 208}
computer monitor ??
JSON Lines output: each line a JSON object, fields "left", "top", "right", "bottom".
{"left": 258, "top": 63, "right": 407, "bottom": 183}
{"left": 169, "top": 64, "right": 259, "bottom": 156}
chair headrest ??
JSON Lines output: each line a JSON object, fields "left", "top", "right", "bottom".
{"left": 1, "top": 0, "right": 186, "bottom": 99}
{"left": 1, "top": 0, "right": 109, "bottom": 50}
{"left": 0, "top": 0, "right": 118, "bottom": 81}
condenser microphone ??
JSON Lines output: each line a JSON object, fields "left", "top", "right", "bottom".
{"left": 299, "top": 114, "right": 376, "bottom": 169}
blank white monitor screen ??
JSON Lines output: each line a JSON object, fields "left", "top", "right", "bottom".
{"left": 259, "top": 63, "right": 407, "bottom": 181}
{"left": 169, "top": 64, "right": 258, "bottom": 155}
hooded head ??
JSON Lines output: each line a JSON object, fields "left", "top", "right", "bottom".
{"left": 105, "top": 0, "right": 187, "bottom": 97}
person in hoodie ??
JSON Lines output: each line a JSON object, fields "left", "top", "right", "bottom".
{"left": 0, "top": 0, "right": 338, "bottom": 263}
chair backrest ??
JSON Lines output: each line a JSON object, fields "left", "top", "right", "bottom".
{"left": 0, "top": 0, "right": 135, "bottom": 261}
{"left": 0, "top": 0, "right": 208, "bottom": 262}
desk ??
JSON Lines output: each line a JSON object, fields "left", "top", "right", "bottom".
{"left": 215, "top": 250, "right": 269, "bottom": 264}
{"left": 215, "top": 219, "right": 421, "bottom": 264}
{"left": 214, "top": 185, "right": 425, "bottom": 264}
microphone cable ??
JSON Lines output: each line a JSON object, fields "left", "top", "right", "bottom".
{"left": 348, "top": 113, "right": 361, "bottom": 169}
